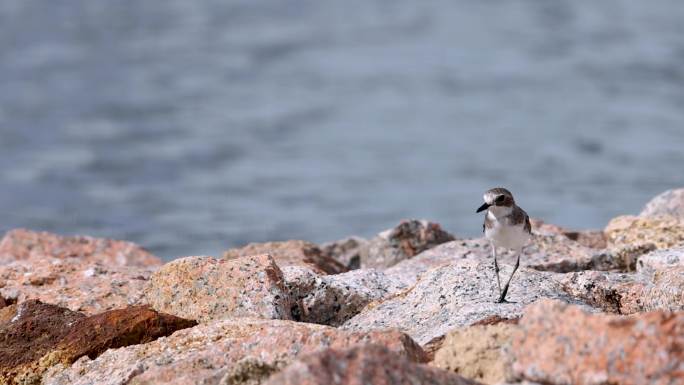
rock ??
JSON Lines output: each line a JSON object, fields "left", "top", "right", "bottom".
{"left": 263, "top": 344, "right": 481, "bottom": 385}
{"left": 342, "top": 259, "right": 575, "bottom": 346}
{"left": 605, "top": 215, "right": 684, "bottom": 250}
{"left": 510, "top": 299, "right": 684, "bottom": 385}
{"left": 282, "top": 266, "right": 406, "bottom": 326}
{"left": 0, "top": 229, "right": 161, "bottom": 267}
{"left": 44, "top": 318, "right": 427, "bottom": 385}
{"left": 531, "top": 218, "right": 608, "bottom": 249}
{"left": 563, "top": 230, "right": 607, "bottom": 249}
{"left": 223, "top": 240, "right": 347, "bottom": 275}
{"left": 359, "top": 220, "right": 456, "bottom": 269}
{"left": 0, "top": 301, "right": 194, "bottom": 385}
{"left": 636, "top": 245, "right": 684, "bottom": 276}
{"left": 0, "top": 258, "right": 154, "bottom": 315}
{"left": 558, "top": 268, "right": 684, "bottom": 314}
{"left": 640, "top": 187, "right": 684, "bottom": 219}
{"left": 320, "top": 236, "right": 367, "bottom": 270}
{"left": 144, "top": 255, "right": 293, "bottom": 322}
{"left": 431, "top": 323, "right": 517, "bottom": 385}
{"left": 0, "top": 300, "right": 85, "bottom": 385}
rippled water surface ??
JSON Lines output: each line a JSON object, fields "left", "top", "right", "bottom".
{"left": 1, "top": 1, "right": 684, "bottom": 259}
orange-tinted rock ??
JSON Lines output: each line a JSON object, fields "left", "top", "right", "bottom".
{"left": 143, "top": 255, "right": 294, "bottom": 322}
{"left": 263, "top": 344, "right": 480, "bottom": 385}
{"left": 0, "top": 300, "right": 84, "bottom": 384}
{"left": 360, "top": 220, "right": 456, "bottom": 269}
{"left": 45, "top": 318, "right": 427, "bottom": 385}
{"left": 50, "top": 306, "right": 197, "bottom": 365}
{"left": 0, "top": 301, "right": 195, "bottom": 385}
{"left": 563, "top": 230, "right": 607, "bottom": 249}
{"left": 320, "top": 236, "right": 367, "bottom": 270}
{"left": 605, "top": 215, "right": 684, "bottom": 250}
{"left": 223, "top": 240, "right": 347, "bottom": 275}
{"left": 0, "top": 229, "right": 161, "bottom": 267}
{"left": 511, "top": 299, "right": 684, "bottom": 385}
{"left": 0, "top": 258, "right": 153, "bottom": 315}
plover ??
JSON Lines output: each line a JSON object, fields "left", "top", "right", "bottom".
{"left": 476, "top": 187, "right": 531, "bottom": 303}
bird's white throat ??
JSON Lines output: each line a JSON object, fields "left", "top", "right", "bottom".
{"left": 487, "top": 205, "right": 513, "bottom": 219}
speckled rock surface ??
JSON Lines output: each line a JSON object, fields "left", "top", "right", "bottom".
{"left": 605, "top": 215, "right": 684, "bottom": 250}
{"left": 223, "top": 240, "right": 347, "bottom": 275}
{"left": 143, "top": 255, "right": 293, "bottom": 322}
{"left": 0, "top": 229, "right": 161, "bottom": 267}
{"left": 263, "top": 344, "right": 481, "bottom": 385}
{"left": 0, "top": 258, "right": 153, "bottom": 314}
{"left": 44, "top": 318, "right": 427, "bottom": 385}
{"left": 0, "top": 301, "right": 193, "bottom": 385}
{"left": 640, "top": 187, "right": 684, "bottom": 219}
{"left": 359, "top": 219, "right": 456, "bottom": 269}
{"left": 282, "top": 266, "right": 406, "bottom": 326}
{"left": 320, "top": 236, "right": 367, "bottom": 270}
{"left": 558, "top": 268, "right": 684, "bottom": 314}
{"left": 431, "top": 323, "right": 517, "bottom": 385}
{"left": 510, "top": 299, "right": 684, "bottom": 385}
{"left": 636, "top": 245, "right": 684, "bottom": 275}
{"left": 342, "top": 259, "right": 576, "bottom": 345}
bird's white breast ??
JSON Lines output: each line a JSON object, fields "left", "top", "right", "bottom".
{"left": 485, "top": 211, "right": 530, "bottom": 250}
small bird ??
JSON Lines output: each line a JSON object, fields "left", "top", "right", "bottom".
{"left": 476, "top": 187, "right": 531, "bottom": 303}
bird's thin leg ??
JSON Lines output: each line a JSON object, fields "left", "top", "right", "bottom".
{"left": 498, "top": 248, "right": 521, "bottom": 303}
{"left": 491, "top": 241, "right": 501, "bottom": 297}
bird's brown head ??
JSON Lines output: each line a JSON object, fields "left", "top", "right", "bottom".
{"left": 477, "top": 187, "right": 515, "bottom": 212}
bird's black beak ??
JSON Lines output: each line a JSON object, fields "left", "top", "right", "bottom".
{"left": 476, "top": 203, "right": 490, "bottom": 213}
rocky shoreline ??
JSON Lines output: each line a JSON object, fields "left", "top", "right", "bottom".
{"left": 1, "top": 189, "right": 683, "bottom": 385}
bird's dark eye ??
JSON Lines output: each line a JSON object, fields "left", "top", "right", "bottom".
{"left": 496, "top": 195, "right": 505, "bottom": 203}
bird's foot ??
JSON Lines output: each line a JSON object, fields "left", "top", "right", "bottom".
{"left": 495, "top": 296, "right": 515, "bottom": 304}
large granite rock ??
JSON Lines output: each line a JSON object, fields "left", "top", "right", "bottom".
{"left": 510, "top": 299, "right": 684, "bottom": 385}
{"left": 431, "top": 323, "right": 517, "bottom": 385}
{"left": 143, "top": 255, "right": 293, "bottom": 322}
{"left": 640, "top": 187, "right": 684, "bottom": 219}
{"left": 223, "top": 240, "right": 347, "bottom": 275}
{"left": 263, "top": 345, "right": 481, "bottom": 385}
{"left": 0, "top": 300, "right": 193, "bottom": 385}
{"left": 0, "top": 258, "right": 154, "bottom": 315}
{"left": 558, "top": 267, "right": 684, "bottom": 314}
{"left": 359, "top": 220, "right": 456, "bottom": 269}
{"left": 0, "top": 229, "right": 161, "bottom": 267}
{"left": 44, "top": 318, "right": 427, "bottom": 385}
{"left": 605, "top": 215, "right": 684, "bottom": 250}
{"left": 282, "top": 266, "right": 406, "bottom": 326}
{"left": 342, "top": 259, "right": 576, "bottom": 346}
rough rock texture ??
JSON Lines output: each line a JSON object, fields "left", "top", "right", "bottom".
{"left": 342, "top": 259, "right": 575, "bottom": 345}
{"left": 320, "top": 236, "right": 367, "bottom": 270}
{"left": 144, "top": 255, "right": 293, "bottom": 322}
{"left": 359, "top": 220, "right": 456, "bottom": 269}
{"left": 432, "top": 324, "right": 516, "bottom": 385}
{"left": 559, "top": 268, "right": 684, "bottom": 314}
{"left": 0, "top": 258, "right": 154, "bottom": 314}
{"left": 605, "top": 215, "right": 684, "bottom": 250}
{"left": 0, "top": 301, "right": 193, "bottom": 385}
{"left": 282, "top": 266, "right": 405, "bottom": 326}
{"left": 640, "top": 187, "right": 684, "bottom": 219}
{"left": 636, "top": 245, "right": 684, "bottom": 275}
{"left": 511, "top": 299, "right": 684, "bottom": 385}
{"left": 530, "top": 219, "right": 607, "bottom": 249}
{"left": 263, "top": 345, "right": 480, "bottom": 385}
{"left": 44, "top": 318, "right": 427, "bottom": 385}
{"left": 0, "top": 229, "right": 161, "bottom": 267}
{"left": 383, "top": 235, "right": 623, "bottom": 289}
{"left": 223, "top": 240, "right": 347, "bottom": 275}
{"left": 0, "top": 300, "right": 85, "bottom": 385}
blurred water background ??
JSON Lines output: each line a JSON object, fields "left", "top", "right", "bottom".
{"left": 1, "top": 1, "right": 684, "bottom": 260}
